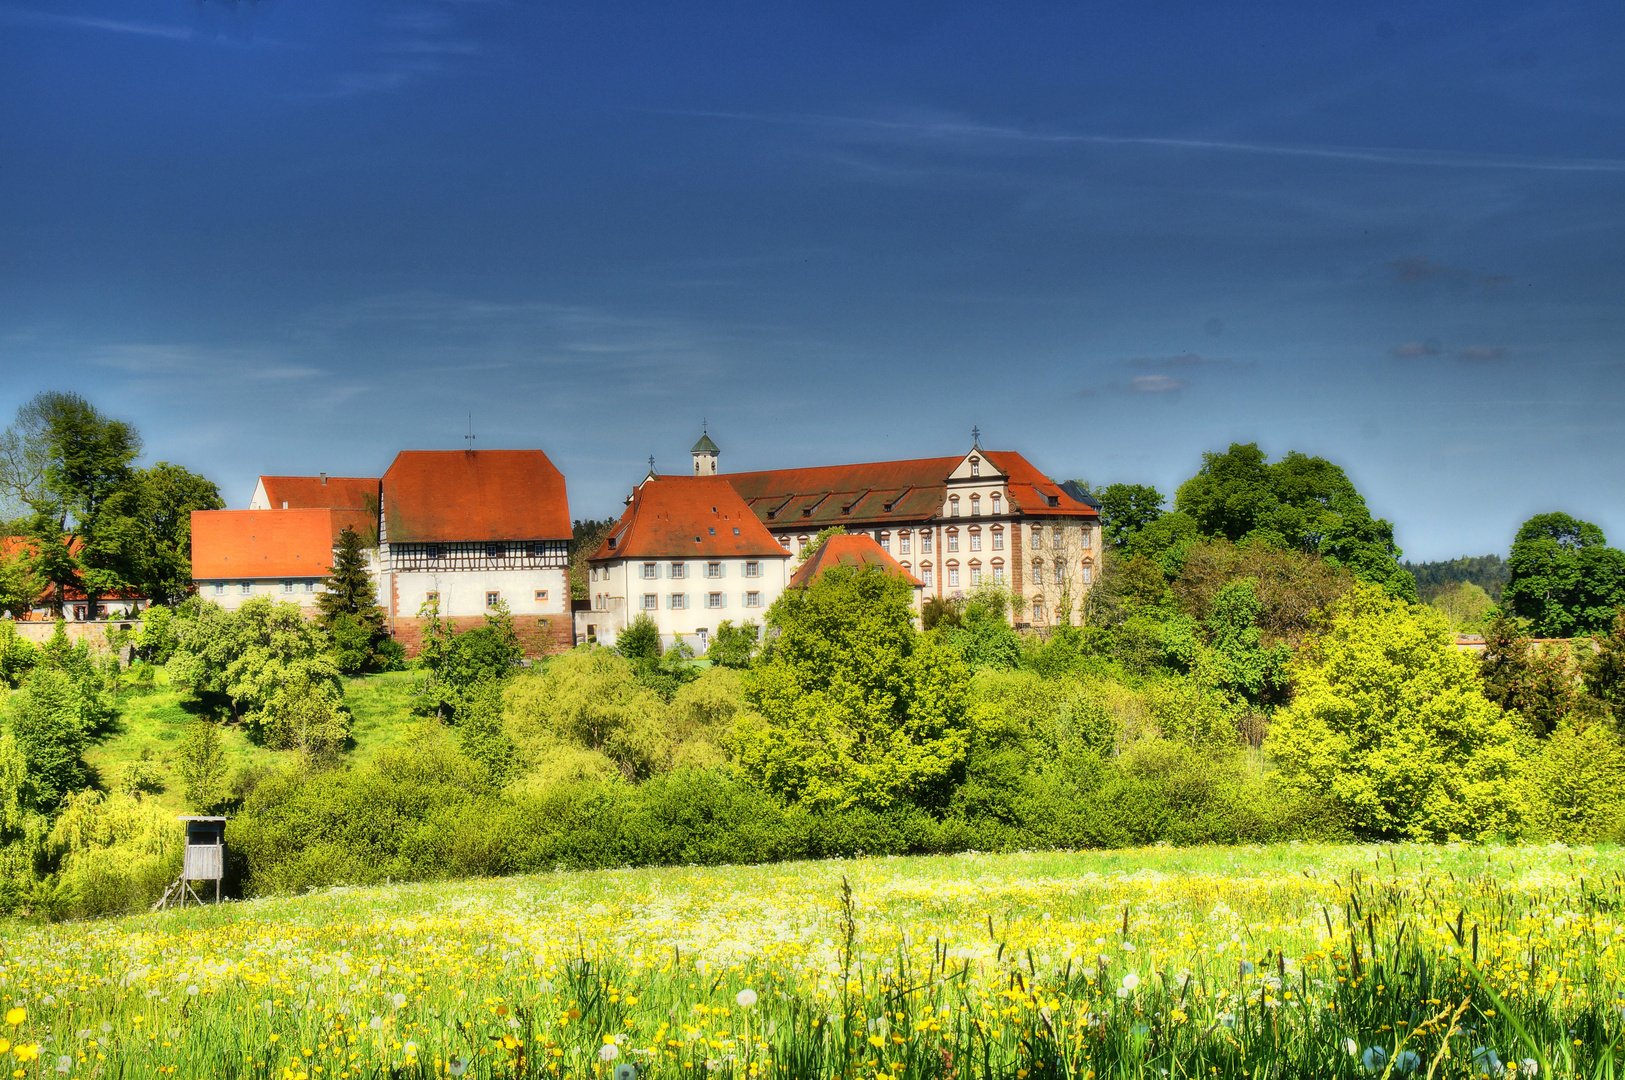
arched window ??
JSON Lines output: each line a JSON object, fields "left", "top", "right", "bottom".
{"left": 970, "top": 456, "right": 980, "bottom": 477}
{"left": 1081, "top": 527, "right": 1092, "bottom": 550}
{"left": 947, "top": 561, "right": 960, "bottom": 589}
{"left": 968, "top": 527, "right": 981, "bottom": 552}
{"left": 950, "top": 495, "right": 961, "bottom": 517}
{"left": 1031, "top": 526, "right": 1044, "bottom": 550}
{"left": 1031, "top": 561, "right": 1043, "bottom": 585}
{"left": 991, "top": 526, "right": 1004, "bottom": 551}
{"left": 1031, "top": 598, "right": 1046, "bottom": 623}
{"left": 970, "top": 494, "right": 980, "bottom": 516}
{"left": 991, "top": 492, "right": 1001, "bottom": 515}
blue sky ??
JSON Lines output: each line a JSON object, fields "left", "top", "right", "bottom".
{"left": 1, "top": 0, "right": 1622, "bottom": 559}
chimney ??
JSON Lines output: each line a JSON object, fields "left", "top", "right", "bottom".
{"left": 320, "top": 473, "right": 327, "bottom": 485}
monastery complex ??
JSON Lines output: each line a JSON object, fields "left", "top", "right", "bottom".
{"left": 185, "top": 431, "right": 1101, "bottom": 656}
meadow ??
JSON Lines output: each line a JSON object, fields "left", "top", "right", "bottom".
{"left": 3, "top": 844, "right": 1624, "bottom": 1079}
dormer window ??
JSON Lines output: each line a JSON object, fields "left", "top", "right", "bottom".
{"left": 1047, "top": 494, "right": 1060, "bottom": 507}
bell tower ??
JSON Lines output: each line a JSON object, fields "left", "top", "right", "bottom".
{"left": 690, "top": 425, "right": 720, "bottom": 476}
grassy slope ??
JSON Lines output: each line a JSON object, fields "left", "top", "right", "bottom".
{"left": 84, "top": 668, "right": 424, "bottom": 813}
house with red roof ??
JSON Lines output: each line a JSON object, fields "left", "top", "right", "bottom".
{"left": 696, "top": 429, "right": 1101, "bottom": 627}
{"left": 788, "top": 533, "right": 926, "bottom": 612}
{"left": 580, "top": 474, "right": 790, "bottom": 652}
{"left": 0, "top": 536, "right": 147, "bottom": 621}
{"left": 191, "top": 449, "right": 574, "bottom": 656}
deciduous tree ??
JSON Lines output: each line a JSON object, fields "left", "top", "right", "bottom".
{"left": 1504, "top": 512, "right": 1625, "bottom": 637}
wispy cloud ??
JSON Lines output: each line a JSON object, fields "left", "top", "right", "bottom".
{"left": 1127, "top": 375, "right": 1187, "bottom": 393}
{"left": 1391, "top": 339, "right": 1443, "bottom": 357}
{"left": 673, "top": 109, "right": 1625, "bottom": 174}
{"left": 1458, "top": 344, "right": 1508, "bottom": 361}
{"left": 0, "top": 5, "right": 192, "bottom": 40}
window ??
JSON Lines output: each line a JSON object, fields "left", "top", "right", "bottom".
{"left": 797, "top": 535, "right": 809, "bottom": 551}
{"left": 991, "top": 493, "right": 1001, "bottom": 515}
{"left": 535, "top": 589, "right": 548, "bottom": 602}
{"left": 970, "top": 566, "right": 982, "bottom": 586}
{"left": 948, "top": 567, "right": 960, "bottom": 588}
{"left": 486, "top": 542, "right": 504, "bottom": 558}
{"left": 970, "top": 456, "right": 980, "bottom": 477}
{"left": 744, "top": 561, "right": 760, "bottom": 578}
{"left": 1052, "top": 525, "right": 1062, "bottom": 546}
{"left": 921, "top": 532, "right": 933, "bottom": 554}
{"left": 427, "top": 544, "right": 441, "bottom": 559}
{"left": 900, "top": 533, "right": 911, "bottom": 555}
{"left": 707, "top": 562, "right": 722, "bottom": 578}
{"left": 283, "top": 581, "right": 294, "bottom": 593}
{"left": 643, "top": 563, "right": 658, "bottom": 579}
{"left": 708, "top": 527, "right": 715, "bottom": 536}
{"left": 486, "top": 591, "right": 501, "bottom": 608}
{"left": 426, "top": 591, "right": 439, "bottom": 605}
{"left": 1081, "top": 529, "right": 1092, "bottom": 550}
{"left": 879, "top": 532, "right": 890, "bottom": 552}
{"left": 779, "top": 535, "right": 791, "bottom": 548}
{"left": 993, "top": 566, "right": 1006, "bottom": 585}
{"left": 1082, "top": 566, "right": 1093, "bottom": 585}
{"left": 1032, "top": 601, "right": 1046, "bottom": 623}
{"left": 950, "top": 496, "right": 960, "bottom": 517}
{"left": 922, "top": 565, "right": 934, "bottom": 587}
{"left": 1032, "top": 562, "right": 1043, "bottom": 585}
{"left": 992, "top": 528, "right": 1004, "bottom": 551}
{"left": 947, "top": 531, "right": 959, "bottom": 553}
{"left": 733, "top": 527, "right": 740, "bottom": 535}
{"left": 971, "top": 495, "right": 981, "bottom": 516}
{"left": 969, "top": 529, "right": 981, "bottom": 552}
{"left": 707, "top": 592, "right": 724, "bottom": 609}
{"left": 670, "top": 594, "right": 687, "bottom": 610}
{"left": 214, "top": 583, "right": 224, "bottom": 596}
{"left": 670, "top": 562, "right": 686, "bottom": 579}
{"left": 240, "top": 583, "right": 251, "bottom": 595}
{"left": 643, "top": 594, "right": 658, "bottom": 611}
{"left": 304, "top": 581, "right": 315, "bottom": 593}
{"left": 745, "top": 591, "right": 762, "bottom": 607}
{"left": 1032, "top": 526, "right": 1044, "bottom": 549}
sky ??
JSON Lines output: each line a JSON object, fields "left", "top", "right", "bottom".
{"left": 1, "top": 1, "right": 1623, "bottom": 560}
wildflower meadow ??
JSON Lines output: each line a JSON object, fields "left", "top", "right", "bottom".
{"left": 3, "top": 844, "right": 1625, "bottom": 1079}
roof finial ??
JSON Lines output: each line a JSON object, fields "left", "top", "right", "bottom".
{"left": 648, "top": 454, "right": 657, "bottom": 474}
{"left": 465, "top": 413, "right": 476, "bottom": 451}
{"left": 971, "top": 425, "right": 981, "bottom": 447}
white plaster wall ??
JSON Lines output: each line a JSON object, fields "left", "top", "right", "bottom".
{"left": 586, "top": 555, "right": 788, "bottom": 650}
{"left": 394, "top": 566, "right": 569, "bottom": 619}
{"left": 196, "top": 579, "right": 325, "bottom": 612}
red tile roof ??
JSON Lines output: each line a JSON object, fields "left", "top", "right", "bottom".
{"left": 381, "top": 450, "right": 571, "bottom": 544}
{"left": 258, "top": 475, "right": 378, "bottom": 511}
{"left": 1, "top": 536, "right": 145, "bottom": 603}
{"left": 191, "top": 509, "right": 337, "bottom": 580}
{"left": 590, "top": 477, "right": 791, "bottom": 561}
{"left": 724, "top": 450, "right": 1096, "bottom": 529}
{"left": 788, "top": 533, "right": 924, "bottom": 589}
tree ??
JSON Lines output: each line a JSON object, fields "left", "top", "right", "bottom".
{"left": 1428, "top": 580, "right": 1494, "bottom": 634}
{"left": 732, "top": 564, "right": 973, "bottom": 812}
{"left": 0, "top": 544, "right": 36, "bottom": 619}
{"left": 316, "top": 526, "right": 389, "bottom": 675}
{"left": 936, "top": 587, "right": 1022, "bottom": 670}
{"left": 5, "top": 667, "right": 94, "bottom": 811}
{"left": 1478, "top": 611, "right": 1573, "bottom": 738}
{"left": 1173, "top": 443, "right": 1414, "bottom": 599}
{"left": 414, "top": 599, "right": 522, "bottom": 722}
{"left": 504, "top": 648, "right": 668, "bottom": 781}
{"left": 569, "top": 518, "right": 618, "bottom": 602}
{"left": 1091, "top": 483, "right": 1165, "bottom": 549}
{"left": 0, "top": 395, "right": 52, "bottom": 527}
{"left": 1525, "top": 716, "right": 1625, "bottom": 841}
{"left": 103, "top": 462, "right": 224, "bottom": 607}
{"left": 0, "top": 622, "right": 37, "bottom": 689}
{"left": 177, "top": 720, "right": 230, "bottom": 813}
{"left": 708, "top": 619, "right": 757, "bottom": 669}
{"left": 1580, "top": 607, "right": 1625, "bottom": 729}
{"left": 1503, "top": 512, "right": 1625, "bottom": 637}
{"left": 616, "top": 613, "right": 662, "bottom": 663}
{"left": 1267, "top": 584, "right": 1526, "bottom": 841}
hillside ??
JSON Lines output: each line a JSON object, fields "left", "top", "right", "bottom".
{"left": 1404, "top": 552, "right": 1509, "bottom": 600}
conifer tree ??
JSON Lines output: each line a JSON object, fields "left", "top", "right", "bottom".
{"left": 317, "top": 526, "right": 387, "bottom": 675}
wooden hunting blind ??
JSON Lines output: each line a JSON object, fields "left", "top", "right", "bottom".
{"left": 152, "top": 816, "right": 228, "bottom": 911}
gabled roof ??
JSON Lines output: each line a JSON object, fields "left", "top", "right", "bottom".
{"left": 788, "top": 533, "right": 924, "bottom": 589}
{"left": 1, "top": 536, "right": 144, "bottom": 602}
{"left": 257, "top": 475, "right": 378, "bottom": 511}
{"left": 191, "top": 509, "right": 336, "bottom": 580}
{"left": 381, "top": 450, "right": 571, "bottom": 544}
{"left": 590, "top": 477, "right": 789, "bottom": 561}
{"left": 724, "top": 449, "right": 1097, "bottom": 529}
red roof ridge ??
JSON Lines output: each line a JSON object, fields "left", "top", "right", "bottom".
{"left": 788, "top": 533, "right": 924, "bottom": 590}
{"left": 590, "top": 476, "right": 789, "bottom": 561}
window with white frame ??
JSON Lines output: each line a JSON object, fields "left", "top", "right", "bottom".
{"left": 970, "top": 494, "right": 980, "bottom": 516}
{"left": 304, "top": 581, "right": 315, "bottom": 593}
{"left": 947, "top": 530, "right": 959, "bottom": 553}
{"left": 1082, "top": 566, "right": 1093, "bottom": 584}
{"left": 797, "top": 535, "right": 809, "bottom": 551}
{"left": 921, "top": 532, "right": 933, "bottom": 554}
{"left": 707, "top": 592, "right": 723, "bottom": 609}
{"left": 948, "top": 567, "right": 960, "bottom": 588}
{"left": 879, "top": 532, "right": 890, "bottom": 552}
{"left": 969, "top": 529, "right": 981, "bottom": 551}
{"left": 486, "top": 542, "right": 504, "bottom": 559}
{"left": 426, "top": 591, "right": 439, "bottom": 605}
{"left": 1032, "top": 562, "right": 1043, "bottom": 585}
{"left": 706, "top": 562, "right": 722, "bottom": 578}
{"left": 950, "top": 496, "right": 960, "bottom": 517}
{"left": 535, "top": 589, "right": 548, "bottom": 602}
{"left": 970, "top": 565, "right": 982, "bottom": 586}
{"left": 283, "top": 581, "right": 294, "bottom": 593}
{"left": 214, "top": 583, "right": 224, "bottom": 596}
{"left": 486, "top": 591, "right": 501, "bottom": 608}
{"left": 1031, "top": 526, "right": 1044, "bottom": 549}
{"left": 642, "top": 594, "right": 658, "bottom": 610}
{"left": 1032, "top": 600, "right": 1046, "bottom": 622}
{"left": 670, "top": 593, "right": 687, "bottom": 609}
{"left": 992, "top": 527, "right": 1004, "bottom": 551}
{"left": 970, "top": 456, "right": 980, "bottom": 476}
{"left": 745, "top": 561, "right": 760, "bottom": 578}
{"left": 991, "top": 493, "right": 1001, "bottom": 514}
{"left": 993, "top": 565, "right": 1006, "bottom": 585}
{"left": 922, "top": 565, "right": 933, "bottom": 587}
{"left": 745, "top": 591, "right": 761, "bottom": 607}
{"left": 900, "top": 532, "right": 911, "bottom": 555}
{"left": 240, "top": 583, "right": 251, "bottom": 595}
{"left": 779, "top": 535, "right": 791, "bottom": 548}
{"left": 1082, "top": 528, "right": 1092, "bottom": 549}
{"left": 670, "top": 562, "right": 686, "bottom": 579}
{"left": 643, "top": 563, "right": 657, "bottom": 579}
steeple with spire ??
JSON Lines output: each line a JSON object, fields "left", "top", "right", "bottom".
{"left": 691, "top": 423, "right": 720, "bottom": 476}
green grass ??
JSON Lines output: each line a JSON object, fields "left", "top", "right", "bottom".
{"left": 3, "top": 845, "right": 1625, "bottom": 1078}
{"left": 86, "top": 668, "right": 427, "bottom": 811}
